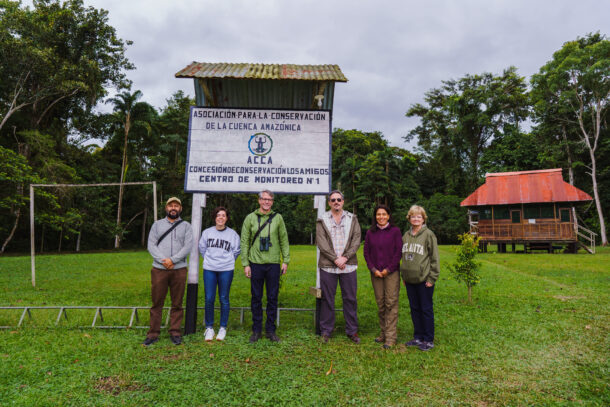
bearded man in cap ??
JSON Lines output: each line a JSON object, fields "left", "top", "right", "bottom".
{"left": 143, "top": 197, "right": 193, "bottom": 346}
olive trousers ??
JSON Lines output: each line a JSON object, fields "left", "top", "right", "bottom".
{"left": 370, "top": 271, "right": 400, "bottom": 345}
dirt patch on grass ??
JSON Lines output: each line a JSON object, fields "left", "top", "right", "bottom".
{"left": 392, "top": 344, "right": 409, "bottom": 353}
{"left": 94, "top": 374, "right": 148, "bottom": 395}
{"left": 159, "top": 354, "right": 186, "bottom": 361}
{"left": 553, "top": 295, "right": 584, "bottom": 301}
{"left": 480, "top": 259, "right": 571, "bottom": 289}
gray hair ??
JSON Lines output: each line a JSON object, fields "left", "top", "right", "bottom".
{"left": 328, "top": 190, "right": 344, "bottom": 200}
{"left": 258, "top": 190, "right": 274, "bottom": 199}
{"left": 407, "top": 205, "right": 428, "bottom": 223}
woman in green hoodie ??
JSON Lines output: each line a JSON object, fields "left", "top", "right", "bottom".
{"left": 400, "top": 205, "right": 439, "bottom": 351}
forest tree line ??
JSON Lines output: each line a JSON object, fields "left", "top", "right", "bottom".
{"left": 0, "top": 0, "right": 608, "bottom": 253}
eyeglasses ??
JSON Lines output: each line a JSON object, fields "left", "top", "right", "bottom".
{"left": 330, "top": 198, "right": 343, "bottom": 203}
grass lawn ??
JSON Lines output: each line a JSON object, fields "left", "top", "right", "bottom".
{"left": 0, "top": 245, "right": 608, "bottom": 406}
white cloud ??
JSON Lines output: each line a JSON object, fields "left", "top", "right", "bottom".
{"left": 81, "top": 0, "right": 608, "bottom": 146}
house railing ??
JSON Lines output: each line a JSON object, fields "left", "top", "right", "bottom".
{"left": 471, "top": 222, "right": 576, "bottom": 241}
{"left": 575, "top": 224, "right": 597, "bottom": 254}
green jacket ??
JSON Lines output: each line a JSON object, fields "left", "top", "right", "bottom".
{"left": 400, "top": 226, "right": 440, "bottom": 285}
{"left": 240, "top": 209, "right": 290, "bottom": 267}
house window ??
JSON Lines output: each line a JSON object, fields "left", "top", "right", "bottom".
{"left": 493, "top": 207, "right": 510, "bottom": 220}
{"left": 524, "top": 206, "right": 538, "bottom": 219}
{"left": 540, "top": 205, "right": 554, "bottom": 219}
{"left": 524, "top": 205, "right": 555, "bottom": 219}
{"left": 479, "top": 207, "right": 492, "bottom": 220}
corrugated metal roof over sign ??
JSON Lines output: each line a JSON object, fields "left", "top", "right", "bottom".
{"left": 175, "top": 62, "right": 348, "bottom": 82}
{"left": 461, "top": 169, "right": 593, "bottom": 207}
{"left": 191, "top": 78, "right": 337, "bottom": 110}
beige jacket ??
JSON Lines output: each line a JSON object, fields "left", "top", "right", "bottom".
{"left": 316, "top": 210, "right": 361, "bottom": 269}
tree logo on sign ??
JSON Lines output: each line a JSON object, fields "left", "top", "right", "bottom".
{"left": 248, "top": 133, "right": 273, "bottom": 156}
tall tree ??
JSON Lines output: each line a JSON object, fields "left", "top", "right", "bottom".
{"left": 106, "top": 90, "right": 155, "bottom": 248}
{"left": 331, "top": 129, "right": 421, "bottom": 234}
{"left": 0, "top": 0, "right": 133, "bottom": 133}
{"left": 150, "top": 91, "right": 194, "bottom": 193}
{"left": 0, "top": 146, "right": 39, "bottom": 253}
{"left": 479, "top": 129, "right": 541, "bottom": 174}
{"left": 531, "top": 33, "right": 609, "bottom": 245}
{"left": 331, "top": 129, "right": 388, "bottom": 215}
{"left": 405, "top": 67, "right": 530, "bottom": 196}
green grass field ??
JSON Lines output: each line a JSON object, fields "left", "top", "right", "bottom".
{"left": 0, "top": 246, "right": 608, "bottom": 406}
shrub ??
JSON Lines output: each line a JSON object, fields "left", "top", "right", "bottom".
{"left": 448, "top": 232, "right": 482, "bottom": 303}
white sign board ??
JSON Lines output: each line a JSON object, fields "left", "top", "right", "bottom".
{"left": 185, "top": 107, "right": 331, "bottom": 194}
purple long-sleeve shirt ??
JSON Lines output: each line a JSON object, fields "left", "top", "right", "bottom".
{"left": 363, "top": 225, "right": 403, "bottom": 274}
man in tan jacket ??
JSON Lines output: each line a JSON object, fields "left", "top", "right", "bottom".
{"left": 316, "top": 190, "right": 361, "bottom": 343}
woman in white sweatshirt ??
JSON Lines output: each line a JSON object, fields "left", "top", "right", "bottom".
{"left": 198, "top": 207, "right": 241, "bottom": 341}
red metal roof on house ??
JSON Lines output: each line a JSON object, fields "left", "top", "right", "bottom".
{"left": 460, "top": 169, "right": 593, "bottom": 206}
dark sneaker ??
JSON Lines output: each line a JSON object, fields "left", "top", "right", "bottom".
{"left": 382, "top": 344, "right": 391, "bottom": 349}
{"left": 266, "top": 332, "right": 281, "bottom": 342}
{"left": 418, "top": 341, "right": 434, "bottom": 351}
{"left": 405, "top": 338, "right": 422, "bottom": 347}
{"left": 142, "top": 337, "right": 159, "bottom": 347}
{"left": 321, "top": 334, "right": 330, "bottom": 343}
{"left": 170, "top": 335, "right": 182, "bottom": 345}
{"left": 249, "top": 331, "right": 262, "bottom": 343}
{"left": 347, "top": 333, "right": 361, "bottom": 344}
{"left": 374, "top": 336, "right": 385, "bottom": 343}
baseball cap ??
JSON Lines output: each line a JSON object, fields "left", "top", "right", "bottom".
{"left": 166, "top": 197, "right": 182, "bottom": 206}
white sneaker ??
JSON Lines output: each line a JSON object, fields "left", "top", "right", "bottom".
{"left": 216, "top": 327, "right": 227, "bottom": 341}
{"left": 204, "top": 327, "right": 215, "bottom": 341}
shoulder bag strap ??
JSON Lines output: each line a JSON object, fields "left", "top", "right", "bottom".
{"left": 250, "top": 213, "right": 277, "bottom": 248}
{"left": 156, "top": 219, "right": 184, "bottom": 246}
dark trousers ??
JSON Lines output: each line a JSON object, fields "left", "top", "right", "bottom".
{"left": 319, "top": 269, "right": 358, "bottom": 336}
{"left": 405, "top": 281, "right": 435, "bottom": 342}
{"left": 148, "top": 267, "right": 187, "bottom": 339}
{"left": 250, "top": 263, "right": 280, "bottom": 333}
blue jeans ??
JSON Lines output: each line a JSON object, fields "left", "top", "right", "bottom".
{"left": 203, "top": 269, "right": 234, "bottom": 328}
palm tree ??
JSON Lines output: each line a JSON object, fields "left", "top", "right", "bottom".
{"left": 106, "top": 90, "right": 154, "bottom": 248}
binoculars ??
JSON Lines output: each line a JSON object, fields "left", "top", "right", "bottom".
{"left": 259, "top": 236, "right": 272, "bottom": 252}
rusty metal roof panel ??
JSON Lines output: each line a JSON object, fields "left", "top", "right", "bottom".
{"left": 175, "top": 62, "right": 348, "bottom": 82}
{"left": 191, "top": 77, "right": 337, "bottom": 110}
{"left": 461, "top": 169, "right": 593, "bottom": 206}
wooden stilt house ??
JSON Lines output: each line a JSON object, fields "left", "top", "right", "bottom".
{"left": 461, "top": 169, "right": 596, "bottom": 253}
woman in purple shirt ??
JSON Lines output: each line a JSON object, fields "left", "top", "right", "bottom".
{"left": 363, "top": 204, "right": 403, "bottom": 349}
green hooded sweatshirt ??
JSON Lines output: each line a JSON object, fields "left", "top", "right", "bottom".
{"left": 400, "top": 225, "right": 440, "bottom": 285}
{"left": 240, "top": 209, "right": 290, "bottom": 267}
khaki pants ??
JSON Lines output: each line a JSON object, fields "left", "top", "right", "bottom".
{"left": 147, "top": 267, "right": 187, "bottom": 339}
{"left": 370, "top": 271, "right": 400, "bottom": 345}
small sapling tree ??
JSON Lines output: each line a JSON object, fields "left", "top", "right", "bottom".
{"left": 449, "top": 233, "right": 482, "bottom": 303}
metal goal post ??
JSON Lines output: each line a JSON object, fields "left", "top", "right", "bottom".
{"left": 29, "top": 181, "right": 157, "bottom": 287}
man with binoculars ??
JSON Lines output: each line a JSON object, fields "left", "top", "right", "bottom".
{"left": 241, "top": 190, "right": 290, "bottom": 343}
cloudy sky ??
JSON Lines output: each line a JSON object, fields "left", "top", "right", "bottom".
{"left": 84, "top": 0, "right": 608, "bottom": 147}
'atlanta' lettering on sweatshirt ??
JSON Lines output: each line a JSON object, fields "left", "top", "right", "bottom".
{"left": 400, "top": 225, "right": 440, "bottom": 285}
{"left": 198, "top": 226, "right": 241, "bottom": 272}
